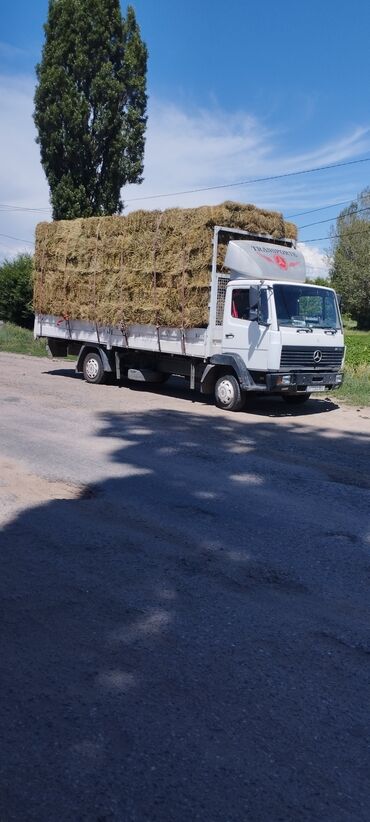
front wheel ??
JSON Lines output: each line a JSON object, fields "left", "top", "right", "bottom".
{"left": 214, "top": 374, "right": 245, "bottom": 412}
{"left": 282, "top": 393, "right": 311, "bottom": 405}
{"left": 83, "top": 351, "right": 106, "bottom": 385}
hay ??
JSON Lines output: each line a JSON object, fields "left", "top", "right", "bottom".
{"left": 34, "top": 201, "right": 297, "bottom": 328}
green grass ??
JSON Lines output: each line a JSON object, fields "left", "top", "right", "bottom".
{"left": 335, "top": 331, "right": 370, "bottom": 406}
{"left": 336, "top": 364, "right": 370, "bottom": 406}
{"left": 0, "top": 322, "right": 47, "bottom": 357}
{"left": 344, "top": 330, "right": 370, "bottom": 367}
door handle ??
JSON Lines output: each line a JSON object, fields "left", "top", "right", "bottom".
{"left": 225, "top": 333, "right": 234, "bottom": 339}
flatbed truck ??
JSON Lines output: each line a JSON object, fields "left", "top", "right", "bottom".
{"left": 34, "top": 226, "right": 344, "bottom": 411}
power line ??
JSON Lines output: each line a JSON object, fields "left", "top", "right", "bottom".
{"left": 0, "top": 198, "right": 362, "bottom": 232}
{"left": 287, "top": 198, "right": 358, "bottom": 219}
{"left": 0, "top": 196, "right": 358, "bottom": 218}
{"left": 3, "top": 157, "right": 359, "bottom": 212}
{"left": 0, "top": 156, "right": 368, "bottom": 214}
{"left": 0, "top": 204, "right": 50, "bottom": 214}
{"left": 298, "top": 206, "right": 370, "bottom": 230}
{"left": 0, "top": 232, "right": 34, "bottom": 245}
{"left": 301, "top": 225, "right": 370, "bottom": 243}
{"left": 124, "top": 157, "right": 370, "bottom": 203}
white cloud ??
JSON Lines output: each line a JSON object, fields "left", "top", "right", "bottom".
{"left": 0, "top": 74, "right": 49, "bottom": 260}
{"left": 123, "top": 101, "right": 274, "bottom": 208}
{"left": 298, "top": 243, "right": 332, "bottom": 280}
{"left": 0, "top": 75, "right": 48, "bottom": 204}
{"left": 123, "top": 100, "right": 370, "bottom": 213}
{"left": 0, "top": 74, "right": 369, "bottom": 263}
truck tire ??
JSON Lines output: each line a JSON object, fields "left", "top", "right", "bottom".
{"left": 83, "top": 351, "right": 106, "bottom": 385}
{"left": 214, "top": 374, "right": 245, "bottom": 412}
{"left": 282, "top": 393, "right": 311, "bottom": 405}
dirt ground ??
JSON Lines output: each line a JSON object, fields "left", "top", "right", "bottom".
{"left": 0, "top": 352, "right": 369, "bottom": 821}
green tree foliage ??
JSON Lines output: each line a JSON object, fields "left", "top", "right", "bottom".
{"left": 305, "top": 276, "right": 330, "bottom": 287}
{"left": 0, "top": 255, "right": 34, "bottom": 328}
{"left": 34, "top": 1, "right": 147, "bottom": 220}
{"left": 330, "top": 188, "right": 370, "bottom": 329}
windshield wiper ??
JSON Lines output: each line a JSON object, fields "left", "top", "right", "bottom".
{"left": 296, "top": 327, "right": 313, "bottom": 333}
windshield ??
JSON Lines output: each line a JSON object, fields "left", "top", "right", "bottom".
{"left": 273, "top": 284, "right": 341, "bottom": 329}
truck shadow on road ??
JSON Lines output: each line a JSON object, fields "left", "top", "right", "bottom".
{"left": 45, "top": 367, "right": 340, "bottom": 417}
{"left": 1, "top": 407, "right": 370, "bottom": 820}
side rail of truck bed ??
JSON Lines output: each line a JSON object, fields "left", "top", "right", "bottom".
{"left": 34, "top": 314, "right": 208, "bottom": 359}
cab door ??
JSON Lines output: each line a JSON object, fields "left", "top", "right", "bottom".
{"left": 222, "top": 285, "right": 270, "bottom": 370}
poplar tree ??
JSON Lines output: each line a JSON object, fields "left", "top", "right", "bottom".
{"left": 34, "top": 1, "right": 147, "bottom": 220}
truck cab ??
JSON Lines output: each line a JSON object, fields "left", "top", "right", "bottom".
{"left": 208, "top": 231, "right": 344, "bottom": 409}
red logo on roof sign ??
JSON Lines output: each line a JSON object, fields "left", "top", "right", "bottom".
{"left": 274, "top": 254, "right": 288, "bottom": 270}
{"left": 255, "top": 250, "right": 300, "bottom": 270}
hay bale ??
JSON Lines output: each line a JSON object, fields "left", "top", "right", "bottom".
{"left": 34, "top": 201, "right": 297, "bottom": 328}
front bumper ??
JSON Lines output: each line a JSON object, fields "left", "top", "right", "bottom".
{"left": 266, "top": 371, "right": 344, "bottom": 394}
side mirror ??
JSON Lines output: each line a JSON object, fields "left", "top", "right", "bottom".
{"left": 336, "top": 293, "right": 342, "bottom": 309}
{"left": 249, "top": 308, "right": 259, "bottom": 322}
{"left": 249, "top": 285, "right": 259, "bottom": 322}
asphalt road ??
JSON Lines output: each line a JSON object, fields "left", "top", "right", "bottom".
{"left": 0, "top": 352, "right": 370, "bottom": 822}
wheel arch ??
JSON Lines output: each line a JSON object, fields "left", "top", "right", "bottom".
{"left": 200, "top": 353, "right": 254, "bottom": 394}
{"left": 76, "top": 344, "right": 113, "bottom": 374}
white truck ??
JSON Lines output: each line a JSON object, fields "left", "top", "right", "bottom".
{"left": 34, "top": 225, "right": 344, "bottom": 411}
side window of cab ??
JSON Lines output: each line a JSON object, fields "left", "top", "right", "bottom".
{"left": 231, "top": 289, "right": 250, "bottom": 320}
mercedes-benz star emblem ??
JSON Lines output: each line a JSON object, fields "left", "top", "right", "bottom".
{"left": 313, "top": 350, "right": 322, "bottom": 363}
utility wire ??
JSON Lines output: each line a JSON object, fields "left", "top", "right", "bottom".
{"left": 0, "top": 156, "right": 368, "bottom": 212}
{"left": 0, "top": 204, "right": 50, "bottom": 214}
{"left": 301, "top": 225, "right": 370, "bottom": 243}
{"left": 124, "top": 157, "right": 370, "bottom": 203}
{"left": 0, "top": 198, "right": 355, "bottom": 218}
{"left": 0, "top": 233, "right": 34, "bottom": 245}
{"left": 287, "top": 198, "right": 359, "bottom": 219}
{"left": 298, "top": 206, "right": 370, "bottom": 230}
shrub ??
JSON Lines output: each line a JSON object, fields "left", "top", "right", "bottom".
{"left": 0, "top": 254, "right": 34, "bottom": 328}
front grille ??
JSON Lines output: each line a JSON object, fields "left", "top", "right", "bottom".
{"left": 280, "top": 345, "right": 344, "bottom": 370}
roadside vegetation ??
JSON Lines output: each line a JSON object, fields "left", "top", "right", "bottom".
{"left": 336, "top": 364, "right": 370, "bottom": 407}
{"left": 0, "top": 322, "right": 47, "bottom": 357}
{"left": 330, "top": 188, "right": 370, "bottom": 330}
{"left": 336, "top": 330, "right": 370, "bottom": 406}
{"left": 0, "top": 254, "right": 34, "bottom": 328}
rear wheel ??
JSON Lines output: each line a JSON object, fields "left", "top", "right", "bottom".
{"left": 83, "top": 351, "right": 106, "bottom": 385}
{"left": 214, "top": 374, "right": 245, "bottom": 412}
{"left": 282, "top": 393, "right": 311, "bottom": 405}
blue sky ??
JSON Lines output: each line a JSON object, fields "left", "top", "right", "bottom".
{"left": 1, "top": 0, "right": 370, "bottom": 274}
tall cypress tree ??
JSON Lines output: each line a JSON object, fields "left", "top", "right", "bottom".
{"left": 34, "top": 1, "right": 147, "bottom": 220}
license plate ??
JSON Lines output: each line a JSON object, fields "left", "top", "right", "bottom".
{"left": 307, "top": 385, "right": 326, "bottom": 392}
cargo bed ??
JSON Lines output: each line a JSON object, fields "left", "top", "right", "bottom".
{"left": 34, "top": 314, "right": 209, "bottom": 358}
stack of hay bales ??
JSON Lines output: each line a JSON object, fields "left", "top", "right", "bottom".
{"left": 34, "top": 201, "right": 297, "bottom": 328}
